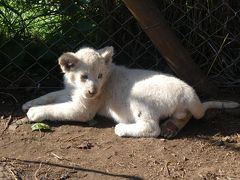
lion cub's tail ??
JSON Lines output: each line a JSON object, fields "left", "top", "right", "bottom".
{"left": 189, "top": 100, "right": 239, "bottom": 120}
{"left": 202, "top": 101, "right": 239, "bottom": 111}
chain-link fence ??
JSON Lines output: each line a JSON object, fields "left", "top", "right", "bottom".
{"left": 0, "top": 0, "right": 239, "bottom": 100}
{"left": 158, "top": 0, "right": 240, "bottom": 90}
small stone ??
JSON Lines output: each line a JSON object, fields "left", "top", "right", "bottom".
{"left": 159, "top": 138, "right": 166, "bottom": 142}
{"left": 8, "top": 124, "right": 18, "bottom": 131}
{"left": 107, "top": 155, "right": 112, "bottom": 159}
{"left": 216, "top": 140, "right": 224, "bottom": 146}
{"left": 162, "top": 147, "right": 167, "bottom": 150}
{"left": 15, "top": 117, "right": 30, "bottom": 125}
{"left": 77, "top": 141, "right": 94, "bottom": 149}
{"left": 154, "top": 160, "right": 160, "bottom": 164}
{"left": 60, "top": 144, "right": 71, "bottom": 149}
{"left": 222, "top": 136, "right": 236, "bottom": 143}
{"left": 60, "top": 173, "right": 70, "bottom": 180}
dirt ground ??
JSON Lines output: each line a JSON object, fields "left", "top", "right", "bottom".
{"left": 0, "top": 101, "right": 240, "bottom": 180}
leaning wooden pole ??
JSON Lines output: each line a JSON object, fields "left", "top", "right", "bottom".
{"left": 123, "top": 0, "right": 219, "bottom": 96}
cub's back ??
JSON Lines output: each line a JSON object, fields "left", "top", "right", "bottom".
{"left": 103, "top": 66, "right": 192, "bottom": 111}
{"left": 106, "top": 65, "right": 189, "bottom": 99}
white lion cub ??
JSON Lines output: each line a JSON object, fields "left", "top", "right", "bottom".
{"left": 23, "top": 46, "right": 239, "bottom": 138}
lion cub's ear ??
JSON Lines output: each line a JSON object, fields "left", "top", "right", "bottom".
{"left": 58, "top": 52, "right": 79, "bottom": 73}
{"left": 98, "top": 46, "right": 114, "bottom": 65}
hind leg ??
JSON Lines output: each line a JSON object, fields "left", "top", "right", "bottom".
{"left": 115, "top": 121, "right": 161, "bottom": 137}
{"left": 114, "top": 104, "right": 161, "bottom": 137}
{"left": 160, "top": 112, "right": 192, "bottom": 138}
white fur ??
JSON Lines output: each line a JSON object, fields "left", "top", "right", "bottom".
{"left": 23, "top": 46, "right": 240, "bottom": 138}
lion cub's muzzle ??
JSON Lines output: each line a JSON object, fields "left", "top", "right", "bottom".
{"left": 86, "top": 87, "right": 98, "bottom": 98}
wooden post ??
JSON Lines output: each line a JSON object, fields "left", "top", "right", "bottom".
{"left": 123, "top": 0, "right": 219, "bottom": 96}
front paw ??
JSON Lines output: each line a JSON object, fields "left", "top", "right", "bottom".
{"left": 114, "top": 123, "right": 127, "bottom": 137}
{"left": 27, "top": 107, "right": 46, "bottom": 122}
{"left": 22, "top": 101, "right": 32, "bottom": 112}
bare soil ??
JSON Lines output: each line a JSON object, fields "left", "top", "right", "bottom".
{"left": 0, "top": 103, "right": 240, "bottom": 180}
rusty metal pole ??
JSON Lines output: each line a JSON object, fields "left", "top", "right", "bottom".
{"left": 123, "top": 0, "right": 219, "bottom": 96}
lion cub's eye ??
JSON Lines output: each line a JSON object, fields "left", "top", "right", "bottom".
{"left": 98, "top": 73, "right": 103, "bottom": 79}
{"left": 81, "top": 74, "right": 88, "bottom": 80}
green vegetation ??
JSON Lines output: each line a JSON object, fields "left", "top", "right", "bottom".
{"left": 0, "top": 0, "right": 96, "bottom": 39}
{"left": 0, "top": 0, "right": 114, "bottom": 88}
{"left": 31, "top": 122, "right": 51, "bottom": 131}
{"left": 0, "top": 0, "right": 239, "bottom": 89}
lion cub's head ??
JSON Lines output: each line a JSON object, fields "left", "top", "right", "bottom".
{"left": 58, "top": 46, "right": 114, "bottom": 99}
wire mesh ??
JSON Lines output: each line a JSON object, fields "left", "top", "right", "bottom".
{"left": 157, "top": 0, "right": 240, "bottom": 89}
{"left": 0, "top": 0, "right": 239, "bottom": 95}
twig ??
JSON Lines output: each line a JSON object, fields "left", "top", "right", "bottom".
{"left": 50, "top": 152, "right": 82, "bottom": 168}
{"left": 207, "top": 33, "right": 229, "bottom": 75}
{"left": 165, "top": 161, "right": 170, "bottom": 177}
{"left": 34, "top": 162, "right": 42, "bottom": 180}
{"left": 1, "top": 115, "right": 13, "bottom": 135}
{"left": 1, "top": 157, "right": 139, "bottom": 179}
{"left": 5, "top": 115, "right": 13, "bottom": 129}
{"left": 6, "top": 165, "right": 20, "bottom": 180}
{"left": 63, "top": 135, "right": 84, "bottom": 142}
{"left": 116, "top": 162, "right": 125, "bottom": 167}
{"left": 51, "top": 152, "right": 64, "bottom": 161}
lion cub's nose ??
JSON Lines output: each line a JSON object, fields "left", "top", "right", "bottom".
{"left": 88, "top": 87, "right": 97, "bottom": 96}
